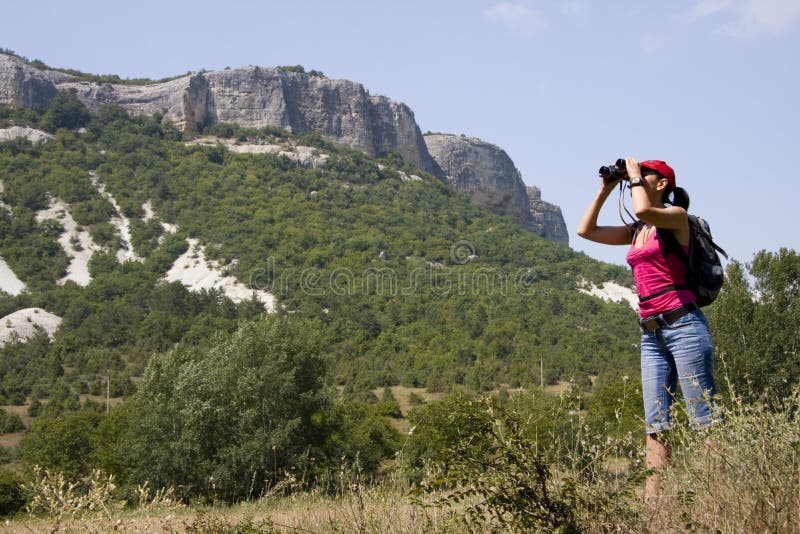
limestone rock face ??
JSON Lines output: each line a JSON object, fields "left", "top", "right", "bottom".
{"left": 425, "top": 134, "right": 568, "bottom": 246}
{"left": 0, "top": 126, "right": 54, "bottom": 144}
{"left": 526, "top": 186, "right": 570, "bottom": 247}
{"left": 0, "top": 54, "right": 67, "bottom": 108}
{"left": 57, "top": 76, "right": 194, "bottom": 122}
{"left": 0, "top": 54, "right": 569, "bottom": 245}
{"left": 6, "top": 60, "right": 437, "bottom": 175}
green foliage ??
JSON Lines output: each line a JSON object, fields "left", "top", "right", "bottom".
{"left": 376, "top": 387, "right": 402, "bottom": 418}
{"left": 0, "top": 469, "right": 25, "bottom": 516}
{"left": 20, "top": 409, "right": 103, "bottom": 480}
{"left": 710, "top": 248, "right": 800, "bottom": 402}
{"left": 315, "top": 400, "right": 402, "bottom": 479}
{"left": 39, "top": 90, "right": 91, "bottom": 133}
{"left": 404, "top": 393, "right": 494, "bottom": 482}
{"left": 410, "top": 395, "right": 645, "bottom": 532}
{"left": 278, "top": 65, "right": 306, "bottom": 74}
{"left": 0, "top": 332, "right": 59, "bottom": 403}
{"left": 584, "top": 377, "right": 642, "bottom": 440}
{"left": 110, "top": 316, "right": 329, "bottom": 501}
{"left": 0, "top": 408, "right": 24, "bottom": 433}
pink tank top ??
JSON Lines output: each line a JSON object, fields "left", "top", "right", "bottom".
{"left": 626, "top": 228, "right": 696, "bottom": 318}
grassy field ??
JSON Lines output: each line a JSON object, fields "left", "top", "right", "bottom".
{"left": 4, "top": 385, "right": 800, "bottom": 532}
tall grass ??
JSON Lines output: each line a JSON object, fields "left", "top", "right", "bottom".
{"left": 7, "top": 388, "right": 800, "bottom": 533}
{"left": 642, "top": 389, "right": 800, "bottom": 533}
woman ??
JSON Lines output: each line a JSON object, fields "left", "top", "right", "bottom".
{"left": 577, "top": 158, "right": 720, "bottom": 502}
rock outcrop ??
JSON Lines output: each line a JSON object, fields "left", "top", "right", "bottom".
{"left": 0, "top": 308, "right": 62, "bottom": 345}
{"left": 0, "top": 126, "right": 54, "bottom": 144}
{"left": 0, "top": 54, "right": 69, "bottom": 108}
{"left": 0, "top": 53, "right": 570, "bottom": 246}
{"left": 526, "top": 186, "right": 569, "bottom": 246}
{"left": 425, "top": 134, "right": 568, "bottom": 246}
{"left": 1, "top": 56, "right": 438, "bottom": 175}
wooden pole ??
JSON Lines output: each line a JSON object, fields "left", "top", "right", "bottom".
{"left": 540, "top": 357, "right": 544, "bottom": 389}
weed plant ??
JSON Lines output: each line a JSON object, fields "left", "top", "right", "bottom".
{"left": 410, "top": 392, "right": 647, "bottom": 533}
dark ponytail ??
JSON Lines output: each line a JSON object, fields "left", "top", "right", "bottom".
{"left": 664, "top": 186, "right": 690, "bottom": 210}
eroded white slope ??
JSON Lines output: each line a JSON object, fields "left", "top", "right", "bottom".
{"left": 0, "top": 308, "right": 62, "bottom": 345}
{"left": 35, "top": 197, "right": 99, "bottom": 286}
{"left": 0, "top": 257, "right": 26, "bottom": 296}
{"left": 165, "top": 238, "right": 275, "bottom": 311}
{"left": 90, "top": 172, "right": 143, "bottom": 263}
{"left": 578, "top": 279, "right": 638, "bottom": 311}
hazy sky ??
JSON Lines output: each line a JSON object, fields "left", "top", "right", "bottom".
{"left": 2, "top": 0, "right": 798, "bottom": 267}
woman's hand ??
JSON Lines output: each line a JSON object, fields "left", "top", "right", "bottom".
{"left": 600, "top": 174, "right": 622, "bottom": 193}
{"left": 625, "top": 157, "right": 642, "bottom": 180}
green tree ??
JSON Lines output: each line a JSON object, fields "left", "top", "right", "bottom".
{"left": 20, "top": 410, "right": 103, "bottom": 480}
{"left": 39, "top": 89, "right": 91, "bottom": 133}
{"left": 115, "top": 315, "right": 329, "bottom": 501}
{"left": 0, "top": 409, "right": 24, "bottom": 434}
{"left": 711, "top": 248, "right": 800, "bottom": 402}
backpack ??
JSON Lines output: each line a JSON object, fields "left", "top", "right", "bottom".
{"left": 657, "top": 215, "right": 728, "bottom": 307}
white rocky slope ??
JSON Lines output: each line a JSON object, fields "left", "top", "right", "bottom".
{"left": 578, "top": 279, "right": 638, "bottom": 311}
{"left": 165, "top": 238, "right": 275, "bottom": 311}
{"left": 0, "top": 257, "right": 26, "bottom": 296}
{"left": 0, "top": 182, "right": 27, "bottom": 295}
{"left": 187, "top": 137, "right": 330, "bottom": 169}
{"left": 0, "top": 126, "right": 54, "bottom": 144}
{"left": 35, "top": 197, "right": 100, "bottom": 286}
{"left": 0, "top": 308, "right": 62, "bottom": 344}
{"left": 89, "top": 172, "right": 142, "bottom": 263}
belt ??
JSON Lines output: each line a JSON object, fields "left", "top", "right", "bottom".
{"left": 639, "top": 303, "right": 698, "bottom": 332}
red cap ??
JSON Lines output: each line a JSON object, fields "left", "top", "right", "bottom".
{"left": 640, "top": 160, "right": 676, "bottom": 190}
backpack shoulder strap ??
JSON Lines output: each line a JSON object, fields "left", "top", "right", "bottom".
{"left": 694, "top": 216, "right": 729, "bottom": 259}
{"left": 630, "top": 220, "right": 645, "bottom": 242}
{"left": 656, "top": 225, "right": 689, "bottom": 265}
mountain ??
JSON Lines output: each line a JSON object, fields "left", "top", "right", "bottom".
{"left": 0, "top": 52, "right": 567, "bottom": 245}
{"left": 424, "top": 134, "right": 569, "bottom": 246}
{"left": 0, "top": 88, "right": 638, "bottom": 391}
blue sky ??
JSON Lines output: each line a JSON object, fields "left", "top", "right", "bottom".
{"left": 2, "top": 0, "right": 798, "bottom": 267}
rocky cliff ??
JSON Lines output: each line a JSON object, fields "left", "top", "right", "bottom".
{"left": 0, "top": 52, "right": 569, "bottom": 246}
{"left": 526, "top": 186, "right": 569, "bottom": 246}
{"left": 0, "top": 54, "right": 70, "bottom": 108}
{"left": 424, "top": 134, "right": 568, "bottom": 246}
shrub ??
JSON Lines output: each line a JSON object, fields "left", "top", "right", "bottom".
{"left": 0, "top": 408, "right": 24, "bottom": 433}
{"left": 39, "top": 89, "right": 91, "bottom": 133}
{"left": 0, "top": 469, "right": 24, "bottom": 516}
{"left": 20, "top": 410, "right": 103, "bottom": 480}
{"left": 410, "top": 394, "right": 645, "bottom": 532}
{"left": 114, "top": 315, "right": 330, "bottom": 501}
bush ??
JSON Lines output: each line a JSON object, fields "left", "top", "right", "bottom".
{"left": 112, "top": 315, "right": 330, "bottom": 501}
{"left": 409, "top": 393, "right": 645, "bottom": 532}
{"left": 0, "top": 408, "right": 24, "bottom": 433}
{"left": 0, "top": 469, "right": 24, "bottom": 516}
{"left": 39, "top": 89, "right": 91, "bottom": 133}
{"left": 20, "top": 410, "right": 103, "bottom": 480}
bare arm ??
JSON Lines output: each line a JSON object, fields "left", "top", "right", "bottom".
{"left": 577, "top": 178, "right": 633, "bottom": 246}
{"left": 626, "top": 158, "right": 690, "bottom": 242}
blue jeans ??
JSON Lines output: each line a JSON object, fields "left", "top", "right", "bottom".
{"left": 640, "top": 308, "right": 720, "bottom": 434}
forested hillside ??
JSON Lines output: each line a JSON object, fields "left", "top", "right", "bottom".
{"left": 0, "top": 91, "right": 639, "bottom": 396}
{"left": 0, "top": 91, "right": 644, "bottom": 498}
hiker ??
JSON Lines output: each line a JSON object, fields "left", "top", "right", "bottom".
{"left": 577, "top": 157, "right": 721, "bottom": 502}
